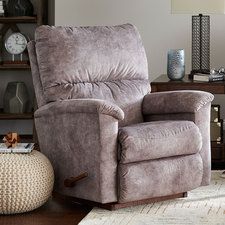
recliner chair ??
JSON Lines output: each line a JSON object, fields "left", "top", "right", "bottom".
{"left": 28, "top": 24, "right": 214, "bottom": 209}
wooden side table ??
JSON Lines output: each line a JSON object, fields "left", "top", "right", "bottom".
{"left": 151, "top": 74, "right": 225, "bottom": 169}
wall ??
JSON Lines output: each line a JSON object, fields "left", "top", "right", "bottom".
{"left": 53, "top": 0, "right": 225, "bottom": 118}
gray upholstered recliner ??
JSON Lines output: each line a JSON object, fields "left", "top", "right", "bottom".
{"left": 28, "top": 24, "right": 214, "bottom": 208}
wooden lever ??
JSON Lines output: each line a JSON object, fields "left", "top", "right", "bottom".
{"left": 64, "top": 172, "right": 88, "bottom": 187}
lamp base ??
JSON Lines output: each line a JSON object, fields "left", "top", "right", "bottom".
{"left": 192, "top": 15, "right": 210, "bottom": 77}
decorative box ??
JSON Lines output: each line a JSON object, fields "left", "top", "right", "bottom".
{"left": 211, "top": 105, "right": 220, "bottom": 123}
{"left": 210, "top": 119, "right": 223, "bottom": 143}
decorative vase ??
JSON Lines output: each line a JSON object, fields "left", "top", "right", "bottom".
{"left": 3, "top": 82, "right": 30, "bottom": 114}
{"left": 167, "top": 49, "right": 185, "bottom": 80}
{"left": 7, "top": 0, "right": 34, "bottom": 17}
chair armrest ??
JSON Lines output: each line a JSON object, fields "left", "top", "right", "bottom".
{"left": 34, "top": 98, "right": 123, "bottom": 203}
{"left": 143, "top": 90, "right": 214, "bottom": 186}
{"left": 35, "top": 98, "right": 124, "bottom": 121}
{"left": 142, "top": 90, "right": 214, "bottom": 115}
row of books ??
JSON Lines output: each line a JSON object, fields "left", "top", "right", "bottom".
{"left": 0, "top": 0, "right": 5, "bottom": 16}
{"left": 193, "top": 73, "right": 224, "bottom": 82}
{"left": 0, "top": 143, "right": 34, "bottom": 153}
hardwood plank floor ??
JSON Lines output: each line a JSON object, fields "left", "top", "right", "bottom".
{"left": 0, "top": 197, "right": 92, "bottom": 225}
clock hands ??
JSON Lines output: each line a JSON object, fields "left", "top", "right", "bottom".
{"left": 14, "top": 35, "right": 26, "bottom": 45}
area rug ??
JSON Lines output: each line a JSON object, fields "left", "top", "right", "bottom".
{"left": 79, "top": 171, "right": 225, "bottom": 225}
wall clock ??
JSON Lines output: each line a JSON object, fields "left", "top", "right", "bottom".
{"left": 4, "top": 32, "right": 28, "bottom": 63}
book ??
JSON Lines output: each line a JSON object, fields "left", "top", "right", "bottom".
{"left": 193, "top": 73, "right": 224, "bottom": 82}
{"left": 0, "top": 143, "right": 34, "bottom": 153}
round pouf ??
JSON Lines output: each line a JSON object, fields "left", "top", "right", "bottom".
{"left": 0, "top": 150, "right": 54, "bottom": 214}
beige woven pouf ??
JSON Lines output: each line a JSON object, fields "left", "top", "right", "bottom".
{"left": 0, "top": 150, "right": 54, "bottom": 214}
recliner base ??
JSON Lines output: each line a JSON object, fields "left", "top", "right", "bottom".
{"left": 53, "top": 192, "right": 187, "bottom": 211}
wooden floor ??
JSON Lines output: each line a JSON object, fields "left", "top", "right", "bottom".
{"left": 0, "top": 197, "right": 92, "bottom": 225}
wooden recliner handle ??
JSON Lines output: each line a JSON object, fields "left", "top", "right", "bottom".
{"left": 64, "top": 172, "right": 88, "bottom": 187}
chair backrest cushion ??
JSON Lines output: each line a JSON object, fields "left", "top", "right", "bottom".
{"left": 34, "top": 24, "right": 150, "bottom": 126}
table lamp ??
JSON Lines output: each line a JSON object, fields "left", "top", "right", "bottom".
{"left": 171, "top": 0, "right": 225, "bottom": 76}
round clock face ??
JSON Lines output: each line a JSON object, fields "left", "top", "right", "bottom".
{"left": 5, "top": 33, "right": 28, "bottom": 55}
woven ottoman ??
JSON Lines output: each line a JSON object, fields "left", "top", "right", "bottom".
{"left": 0, "top": 150, "right": 54, "bottom": 214}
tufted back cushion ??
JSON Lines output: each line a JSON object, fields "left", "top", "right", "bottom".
{"left": 34, "top": 24, "right": 150, "bottom": 126}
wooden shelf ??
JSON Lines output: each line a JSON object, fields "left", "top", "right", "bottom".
{"left": 0, "top": 109, "right": 33, "bottom": 120}
{"left": 0, "top": 64, "right": 31, "bottom": 70}
{"left": 0, "top": 16, "right": 37, "bottom": 23}
{"left": 151, "top": 74, "right": 225, "bottom": 94}
{"left": 0, "top": 1, "right": 46, "bottom": 147}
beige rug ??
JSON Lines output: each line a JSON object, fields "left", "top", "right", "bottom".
{"left": 79, "top": 171, "right": 225, "bottom": 225}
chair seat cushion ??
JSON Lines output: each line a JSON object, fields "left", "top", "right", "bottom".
{"left": 118, "top": 120, "right": 202, "bottom": 163}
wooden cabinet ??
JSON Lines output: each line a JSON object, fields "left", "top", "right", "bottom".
{"left": 151, "top": 74, "right": 225, "bottom": 169}
{"left": 0, "top": 0, "right": 47, "bottom": 141}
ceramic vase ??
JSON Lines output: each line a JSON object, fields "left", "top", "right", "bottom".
{"left": 3, "top": 82, "right": 30, "bottom": 114}
{"left": 167, "top": 49, "right": 185, "bottom": 80}
{"left": 7, "top": 0, "right": 34, "bottom": 16}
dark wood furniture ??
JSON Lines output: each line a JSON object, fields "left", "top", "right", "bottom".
{"left": 0, "top": 197, "right": 92, "bottom": 225}
{"left": 151, "top": 74, "right": 225, "bottom": 94}
{"left": 54, "top": 192, "right": 187, "bottom": 211}
{"left": 0, "top": 109, "right": 34, "bottom": 142}
{"left": 151, "top": 74, "right": 225, "bottom": 169}
{"left": 0, "top": 0, "right": 47, "bottom": 141}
